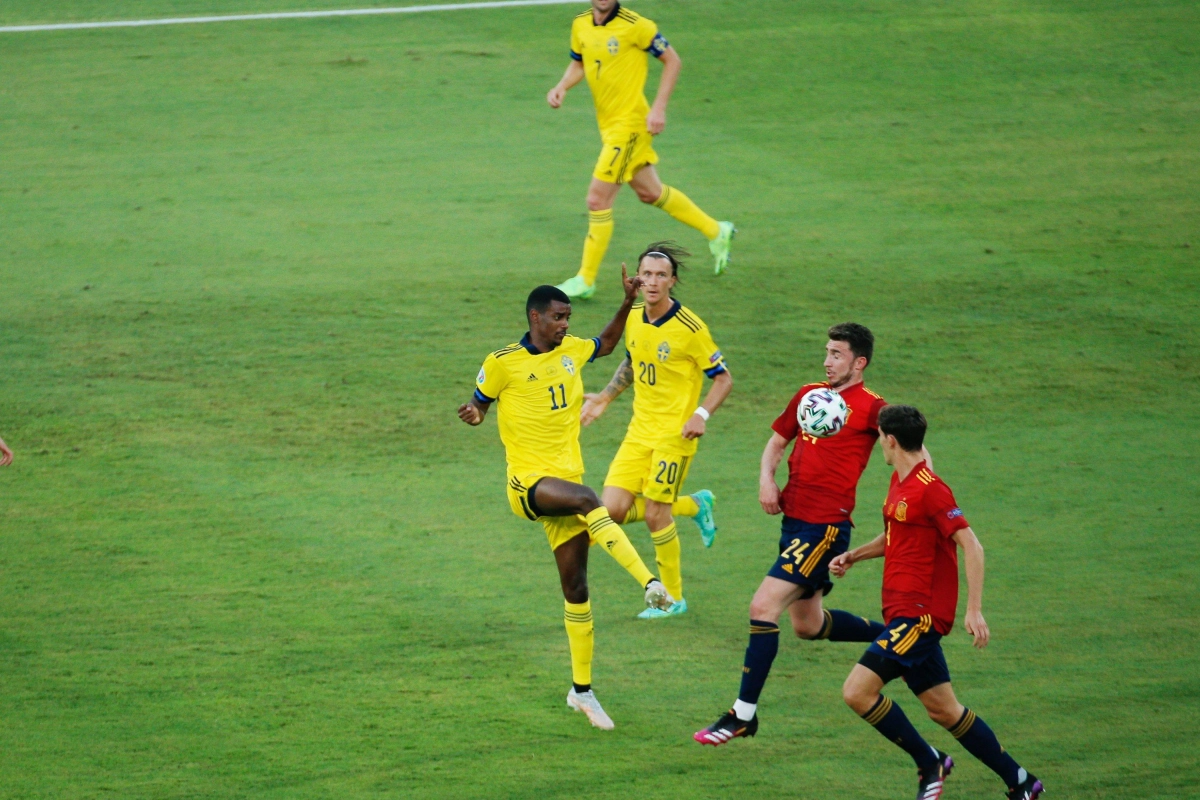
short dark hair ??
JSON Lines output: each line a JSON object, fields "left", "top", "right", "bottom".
{"left": 828, "top": 322, "right": 874, "bottom": 366}
{"left": 638, "top": 240, "right": 690, "bottom": 281}
{"left": 526, "top": 285, "right": 570, "bottom": 317}
{"left": 878, "top": 405, "right": 927, "bottom": 452}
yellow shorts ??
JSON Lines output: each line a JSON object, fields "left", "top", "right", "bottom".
{"left": 592, "top": 129, "right": 658, "bottom": 185}
{"left": 506, "top": 472, "right": 589, "bottom": 551}
{"left": 603, "top": 439, "right": 693, "bottom": 504}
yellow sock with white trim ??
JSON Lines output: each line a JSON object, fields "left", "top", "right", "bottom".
{"left": 651, "top": 522, "right": 682, "bottom": 601}
{"left": 654, "top": 185, "right": 720, "bottom": 240}
{"left": 563, "top": 600, "right": 593, "bottom": 688}
{"left": 578, "top": 209, "right": 614, "bottom": 285}
{"left": 585, "top": 506, "right": 655, "bottom": 587}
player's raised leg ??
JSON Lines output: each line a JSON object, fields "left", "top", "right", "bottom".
{"left": 620, "top": 491, "right": 717, "bottom": 547}
{"left": 917, "top": 684, "right": 1044, "bottom": 800}
{"left": 630, "top": 167, "right": 734, "bottom": 275}
{"left": 558, "top": 179, "right": 619, "bottom": 300}
{"left": 531, "top": 477, "right": 672, "bottom": 609}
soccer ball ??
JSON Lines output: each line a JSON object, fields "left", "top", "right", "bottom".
{"left": 798, "top": 387, "right": 848, "bottom": 438}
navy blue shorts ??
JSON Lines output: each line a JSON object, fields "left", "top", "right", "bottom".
{"left": 859, "top": 615, "right": 951, "bottom": 696}
{"left": 766, "top": 517, "right": 852, "bottom": 599}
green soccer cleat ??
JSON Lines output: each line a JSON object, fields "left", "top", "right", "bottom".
{"left": 709, "top": 221, "right": 736, "bottom": 275}
{"left": 692, "top": 490, "right": 717, "bottom": 548}
{"left": 637, "top": 598, "right": 688, "bottom": 619}
{"left": 556, "top": 275, "right": 596, "bottom": 300}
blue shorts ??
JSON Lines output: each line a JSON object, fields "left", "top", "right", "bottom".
{"left": 859, "top": 615, "right": 951, "bottom": 696}
{"left": 766, "top": 517, "right": 852, "bottom": 599}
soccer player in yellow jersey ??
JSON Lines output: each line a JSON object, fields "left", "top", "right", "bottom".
{"left": 458, "top": 271, "right": 674, "bottom": 730}
{"left": 580, "top": 243, "right": 733, "bottom": 617}
{"left": 547, "top": 0, "right": 735, "bottom": 300}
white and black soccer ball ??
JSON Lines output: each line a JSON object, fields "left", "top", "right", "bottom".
{"left": 798, "top": 387, "right": 848, "bottom": 438}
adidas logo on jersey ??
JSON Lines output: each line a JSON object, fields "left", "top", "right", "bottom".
{"left": 527, "top": 373, "right": 538, "bottom": 381}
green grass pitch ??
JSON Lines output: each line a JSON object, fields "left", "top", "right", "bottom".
{"left": 1, "top": 0, "right": 1197, "bottom": 796}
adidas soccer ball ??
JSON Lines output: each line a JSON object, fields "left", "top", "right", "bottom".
{"left": 798, "top": 387, "right": 848, "bottom": 438}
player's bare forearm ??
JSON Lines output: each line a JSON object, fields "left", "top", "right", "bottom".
{"left": 600, "top": 357, "right": 634, "bottom": 402}
{"left": 595, "top": 266, "right": 642, "bottom": 357}
{"left": 652, "top": 47, "right": 681, "bottom": 112}
{"left": 457, "top": 397, "right": 490, "bottom": 426}
{"left": 954, "top": 527, "right": 985, "bottom": 613}
{"left": 700, "top": 369, "right": 733, "bottom": 415}
{"left": 548, "top": 61, "right": 585, "bottom": 107}
{"left": 848, "top": 533, "right": 887, "bottom": 564}
{"left": 758, "top": 432, "right": 788, "bottom": 514}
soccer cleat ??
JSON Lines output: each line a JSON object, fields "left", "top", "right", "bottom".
{"left": 709, "top": 221, "right": 736, "bottom": 274}
{"left": 693, "top": 709, "right": 758, "bottom": 746}
{"left": 637, "top": 598, "right": 688, "bottom": 619}
{"left": 916, "top": 751, "right": 954, "bottom": 800}
{"left": 566, "top": 688, "right": 615, "bottom": 730}
{"left": 556, "top": 275, "right": 596, "bottom": 300}
{"left": 1006, "top": 774, "right": 1044, "bottom": 800}
{"left": 643, "top": 579, "right": 675, "bottom": 611}
{"left": 692, "top": 489, "right": 717, "bottom": 547}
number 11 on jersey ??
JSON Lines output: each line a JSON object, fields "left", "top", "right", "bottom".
{"left": 548, "top": 383, "right": 567, "bottom": 410}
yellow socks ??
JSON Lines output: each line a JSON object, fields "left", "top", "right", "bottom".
{"left": 585, "top": 506, "right": 655, "bottom": 588}
{"left": 673, "top": 494, "right": 699, "bottom": 518}
{"left": 578, "top": 209, "right": 614, "bottom": 285}
{"left": 622, "top": 497, "right": 647, "bottom": 524}
{"left": 623, "top": 495, "right": 698, "bottom": 523}
{"left": 563, "top": 600, "right": 593, "bottom": 687}
{"left": 650, "top": 522, "right": 682, "bottom": 601}
{"left": 654, "top": 185, "right": 720, "bottom": 241}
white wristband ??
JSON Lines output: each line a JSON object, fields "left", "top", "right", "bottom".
{"left": 693, "top": 406, "right": 710, "bottom": 421}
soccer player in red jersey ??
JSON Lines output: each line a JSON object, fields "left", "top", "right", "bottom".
{"left": 695, "top": 323, "right": 921, "bottom": 745}
{"left": 831, "top": 405, "right": 1043, "bottom": 800}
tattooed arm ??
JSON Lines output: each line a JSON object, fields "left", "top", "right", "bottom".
{"left": 580, "top": 356, "right": 633, "bottom": 426}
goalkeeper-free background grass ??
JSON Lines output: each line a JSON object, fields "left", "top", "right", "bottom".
{"left": 1, "top": 0, "right": 1197, "bottom": 796}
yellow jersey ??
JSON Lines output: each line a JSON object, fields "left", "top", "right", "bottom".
{"left": 475, "top": 333, "right": 601, "bottom": 477}
{"left": 623, "top": 300, "right": 726, "bottom": 456}
{"left": 569, "top": 4, "right": 668, "bottom": 134}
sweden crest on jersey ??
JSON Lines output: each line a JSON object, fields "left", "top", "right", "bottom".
{"left": 657, "top": 341, "right": 671, "bottom": 362}
{"left": 562, "top": 355, "right": 576, "bottom": 375}
{"left": 607, "top": 36, "right": 619, "bottom": 54}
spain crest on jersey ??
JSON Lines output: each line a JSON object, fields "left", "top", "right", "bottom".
{"left": 657, "top": 341, "right": 671, "bottom": 363}
{"left": 895, "top": 501, "right": 908, "bottom": 522}
{"left": 561, "top": 355, "right": 576, "bottom": 376}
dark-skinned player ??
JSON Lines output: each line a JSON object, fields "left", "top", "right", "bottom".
{"left": 457, "top": 267, "right": 673, "bottom": 730}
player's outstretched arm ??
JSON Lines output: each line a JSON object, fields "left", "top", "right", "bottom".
{"left": 953, "top": 527, "right": 989, "bottom": 648}
{"left": 547, "top": 60, "right": 585, "bottom": 108}
{"left": 581, "top": 357, "right": 633, "bottom": 426}
{"left": 646, "top": 46, "right": 680, "bottom": 135}
{"left": 758, "top": 432, "right": 788, "bottom": 514}
{"left": 594, "top": 265, "right": 643, "bottom": 358}
{"left": 682, "top": 369, "right": 733, "bottom": 440}
{"left": 0, "top": 435, "right": 12, "bottom": 467}
{"left": 829, "top": 533, "right": 886, "bottom": 577}
{"left": 457, "top": 397, "right": 491, "bottom": 426}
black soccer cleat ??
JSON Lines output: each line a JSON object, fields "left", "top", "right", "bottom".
{"left": 693, "top": 709, "right": 758, "bottom": 746}
{"left": 916, "top": 750, "right": 954, "bottom": 800}
{"left": 1006, "top": 774, "right": 1044, "bottom": 800}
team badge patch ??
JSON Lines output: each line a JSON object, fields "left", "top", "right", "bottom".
{"left": 895, "top": 501, "right": 908, "bottom": 522}
{"left": 709, "top": 351, "right": 722, "bottom": 363}
{"left": 607, "top": 36, "right": 619, "bottom": 55}
{"left": 947, "top": 508, "right": 964, "bottom": 520}
{"left": 477, "top": 367, "right": 486, "bottom": 384}
{"left": 561, "top": 356, "right": 576, "bottom": 376}
{"left": 657, "top": 342, "right": 671, "bottom": 362}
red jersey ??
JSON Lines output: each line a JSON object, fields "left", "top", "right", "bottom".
{"left": 880, "top": 462, "right": 970, "bottom": 634}
{"left": 772, "top": 381, "right": 887, "bottom": 524}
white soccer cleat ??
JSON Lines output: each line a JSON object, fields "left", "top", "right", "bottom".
{"left": 643, "top": 579, "right": 675, "bottom": 611}
{"left": 567, "top": 688, "right": 615, "bottom": 730}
